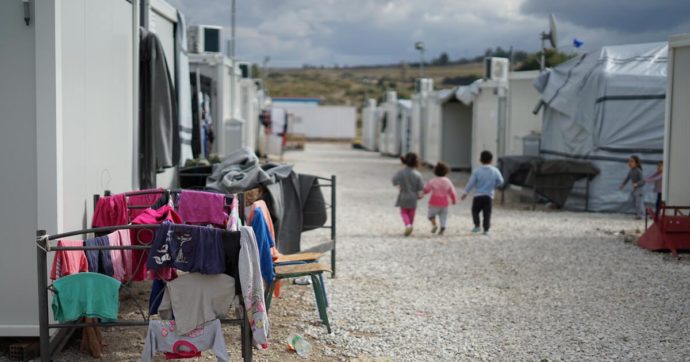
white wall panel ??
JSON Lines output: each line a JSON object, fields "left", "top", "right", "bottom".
{"left": 61, "top": 0, "right": 134, "bottom": 232}
{"left": 664, "top": 36, "right": 690, "bottom": 205}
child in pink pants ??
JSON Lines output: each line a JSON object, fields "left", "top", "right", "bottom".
{"left": 392, "top": 153, "right": 425, "bottom": 236}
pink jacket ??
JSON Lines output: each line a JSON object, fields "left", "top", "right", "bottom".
{"left": 424, "top": 177, "right": 457, "bottom": 207}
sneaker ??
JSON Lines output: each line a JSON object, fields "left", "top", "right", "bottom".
{"left": 438, "top": 227, "right": 446, "bottom": 236}
{"left": 404, "top": 226, "right": 413, "bottom": 236}
{"left": 471, "top": 227, "right": 481, "bottom": 233}
{"left": 431, "top": 225, "right": 439, "bottom": 234}
{"left": 483, "top": 231, "right": 490, "bottom": 236}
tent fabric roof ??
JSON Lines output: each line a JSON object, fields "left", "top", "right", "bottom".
{"left": 535, "top": 41, "right": 668, "bottom": 118}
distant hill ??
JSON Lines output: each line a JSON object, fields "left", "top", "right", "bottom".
{"left": 264, "top": 62, "right": 484, "bottom": 106}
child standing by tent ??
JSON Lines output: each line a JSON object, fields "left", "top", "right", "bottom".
{"left": 619, "top": 155, "right": 645, "bottom": 219}
{"left": 423, "top": 162, "right": 457, "bottom": 235}
{"left": 639, "top": 160, "right": 663, "bottom": 216}
{"left": 393, "top": 152, "right": 425, "bottom": 236}
{"left": 461, "top": 151, "right": 504, "bottom": 236}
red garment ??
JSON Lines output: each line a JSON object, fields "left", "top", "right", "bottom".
{"left": 92, "top": 194, "right": 128, "bottom": 227}
{"left": 50, "top": 240, "right": 88, "bottom": 280}
{"left": 128, "top": 189, "right": 165, "bottom": 220}
{"left": 163, "top": 340, "right": 201, "bottom": 360}
{"left": 178, "top": 190, "right": 227, "bottom": 227}
{"left": 423, "top": 177, "right": 458, "bottom": 207}
{"left": 130, "top": 205, "right": 183, "bottom": 281}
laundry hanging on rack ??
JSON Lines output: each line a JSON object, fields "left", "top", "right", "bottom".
{"left": 107, "top": 230, "right": 133, "bottom": 282}
{"left": 131, "top": 205, "right": 183, "bottom": 281}
{"left": 51, "top": 272, "right": 120, "bottom": 323}
{"left": 250, "top": 209, "right": 275, "bottom": 284}
{"left": 238, "top": 226, "right": 270, "bottom": 349}
{"left": 128, "top": 189, "right": 167, "bottom": 220}
{"left": 157, "top": 273, "right": 236, "bottom": 335}
{"left": 92, "top": 194, "right": 128, "bottom": 228}
{"left": 177, "top": 190, "right": 227, "bottom": 227}
{"left": 247, "top": 200, "right": 276, "bottom": 242}
{"left": 85, "top": 236, "right": 114, "bottom": 277}
{"left": 147, "top": 221, "right": 225, "bottom": 275}
{"left": 141, "top": 319, "right": 228, "bottom": 362}
{"left": 50, "top": 240, "right": 88, "bottom": 280}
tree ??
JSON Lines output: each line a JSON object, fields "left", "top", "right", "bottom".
{"left": 516, "top": 49, "right": 576, "bottom": 71}
{"left": 437, "top": 52, "right": 449, "bottom": 65}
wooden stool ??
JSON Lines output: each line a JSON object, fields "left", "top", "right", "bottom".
{"left": 265, "top": 263, "right": 332, "bottom": 333}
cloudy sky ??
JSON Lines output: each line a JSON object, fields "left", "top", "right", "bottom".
{"left": 165, "top": 0, "right": 690, "bottom": 67}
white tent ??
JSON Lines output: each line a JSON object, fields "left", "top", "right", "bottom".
{"left": 535, "top": 41, "right": 668, "bottom": 212}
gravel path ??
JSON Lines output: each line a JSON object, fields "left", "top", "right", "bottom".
{"left": 285, "top": 143, "right": 690, "bottom": 361}
{"left": 24, "top": 142, "right": 690, "bottom": 362}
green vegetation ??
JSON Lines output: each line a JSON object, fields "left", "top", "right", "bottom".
{"left": 262, "top": 47, "right": 575, "bottom": 106}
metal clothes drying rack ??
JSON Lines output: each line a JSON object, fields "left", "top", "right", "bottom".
{"left": 36, "top": 191, "right": 254, "bottom": 362}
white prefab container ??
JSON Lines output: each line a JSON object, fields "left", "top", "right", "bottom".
{"left": 410, "top": 78, "right": 434, "bottom": 160}
{"left": 240, "top": 79, "right": 260, "bottom": 153}
{"left": 424, "top": 79, "right": 506, "bottom": 170}
{"left": 288, "top": 106, "right": 357, "bottom": 140}
{"left": 189, "top": 53, "right": 244, "bottom": 157}
{"left": 380, "top": 91, "right": 401, "bottom": 156}
{"left": 470, "top": 80, "right": 504, "bottom": 169}
{"left": 398, "top": 100, "right": 413, "bottom": 155}
{"left": 664, "top": 34, "right": 690, "bottom": 206}
{"left": 361, "top": 99, "right": 379, "bottom": 151}
{"left": 424, "top": 88, "right": 474, "bottom": 169}
{"left": 507, "top": 71, "right": 543, "bottom": 156}
{"left": 0, "top": 0, "right": 138, "bottom": 336}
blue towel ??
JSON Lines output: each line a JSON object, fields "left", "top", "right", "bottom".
{"left": 251, "top": 209, "right": 275, "bottom": 284}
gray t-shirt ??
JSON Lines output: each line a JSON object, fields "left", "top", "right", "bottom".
{"left": 392, "top": 167, "right": 425, "bottom": 208}
{"left": 141, "top": 319, "right": 228, "bottom": 362}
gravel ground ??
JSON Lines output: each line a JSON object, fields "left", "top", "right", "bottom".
{"left": 20, "top": 142, "right": 690, "bottom": 361}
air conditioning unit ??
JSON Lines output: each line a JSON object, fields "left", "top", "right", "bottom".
{"left": 237, "top": 62, "right": 252, "bottom": 78}
{"left": 415, "top": 78, "right": 434, "bottom": 93}
{"left": 484, "top": 57, "right": 509, "bottom": 82}
{"left": 187, "top": 25, "right": 223, "bottom": 54}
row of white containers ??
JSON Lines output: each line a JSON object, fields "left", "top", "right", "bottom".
{"left": 362, "top": 71, "right": 542, "bottom": 170}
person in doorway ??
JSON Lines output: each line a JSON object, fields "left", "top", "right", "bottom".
{"left": 461, "top": 151, "right": 504, "bottom": 236}
{"left": 639, "top": 160, "right": 663, "bottom": 216}
{"left": 423, "top": 162, "right": 457, "bottom": 235}
{"left": 619, "top": 155, "right": 645, "bottom": 219}
{"left": 392, "top": 152, "right": 425, "bottom": 236}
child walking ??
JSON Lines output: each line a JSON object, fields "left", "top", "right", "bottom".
{"left": 619, "top": 155, "right": 645, "bottom": 219}
{"left": 461, "top": 151, "right": 504, "bottom": 235}
{"left": 423, "top": 162, "right": 457, "bottom": 235}
{"left": 392, "top": 152, "right": 425, "bottom": 236}
{"left": 640, "top": 161, "right": 663, "bottom": 215}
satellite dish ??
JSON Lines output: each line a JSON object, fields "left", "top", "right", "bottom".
{"left": 540, "top": 14, "right": 558, "bottom": 49}
{"left": 415, "top": 41, "right": 425, "bottom": 51}
{"left": 548, "top": 14, "right": 558, "bottom": 48}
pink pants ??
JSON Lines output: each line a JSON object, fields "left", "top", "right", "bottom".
{"left": 400, "top": 208, "right": 416, "bottom": 226}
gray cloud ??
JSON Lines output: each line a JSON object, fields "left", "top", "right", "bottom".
{"left": 165, "top": 0, "right": 687, "bottom": 66}
{"left": 520, "top": 0, "right": 690, "bottom": 33}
